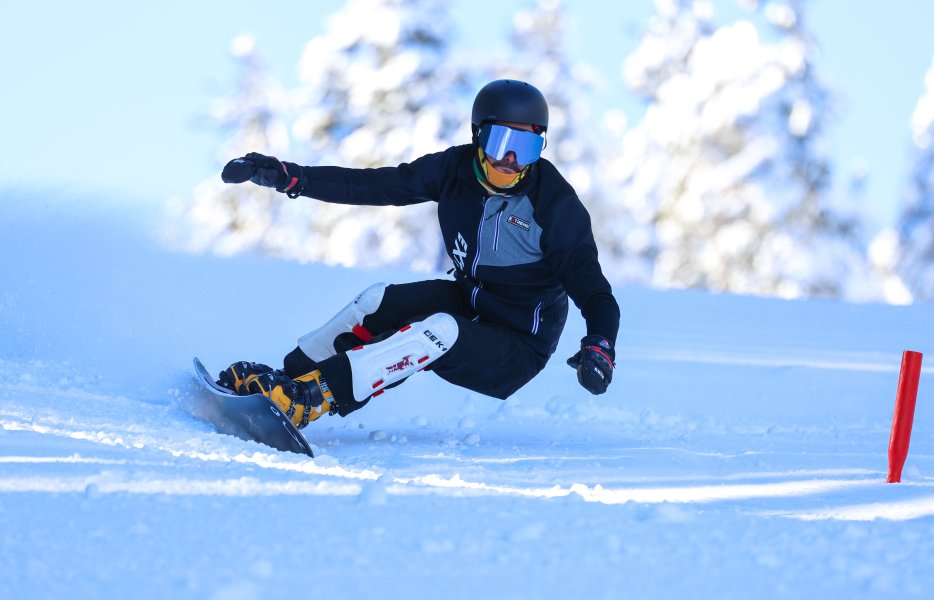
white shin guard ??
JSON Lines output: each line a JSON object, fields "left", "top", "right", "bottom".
{"left": 346, "top": 313, "right": 459, "bottom": 402}
{"left": 297, "top": 282, "right": 387, "bottom": 362}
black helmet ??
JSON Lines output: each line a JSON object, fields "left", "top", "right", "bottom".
{"left": 471, "top": 80, "right": 549, "bottom": 133}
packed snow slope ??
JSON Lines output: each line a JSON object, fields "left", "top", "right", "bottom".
{"left": 2, "top": 196, "right": 934, "bottom": 599}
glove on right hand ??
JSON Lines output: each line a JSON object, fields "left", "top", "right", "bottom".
{"left": 221, "top": 152, "right": 302, "bottom": 194}
{"left": 221, "top": 152, "right": 279, "bottom": 186}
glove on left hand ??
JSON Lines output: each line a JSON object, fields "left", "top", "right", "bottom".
{"left": 567, "top": 335, "right": 615, "bottom": 395}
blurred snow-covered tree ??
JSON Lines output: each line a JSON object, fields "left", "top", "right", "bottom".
{"left": 166, "top": 35, "right": 292, "bottom": 256}
{"left": 174, "top": 0, "right": 472, "bottom": 272}
{"left": 612, "top": 0, "right": 874, "bottom": 299}
{"left": 499, "top": 0, "right": 655, "bottom": 282}
{"left": 895, "top": 55, "right": 934, "bottom": 301}
{"left": 278, "top": 0, "right": 471, "bottom": 272}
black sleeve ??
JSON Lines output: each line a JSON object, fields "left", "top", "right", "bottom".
{"left": 293, "top": 149, "right": 454, "bottom": 206}
{"left": 538, "top": 183, "right": 620, "bottom": 346}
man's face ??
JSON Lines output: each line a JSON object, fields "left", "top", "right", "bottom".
{"left": 488, "top": 150, "right": 521, "bottom": 174}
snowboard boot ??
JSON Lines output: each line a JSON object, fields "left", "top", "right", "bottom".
{"left": 218, "top": 361, "right": 277, "bottom": 395}
{"left": 245, "top": 370, "right": 334, "bottom": 429}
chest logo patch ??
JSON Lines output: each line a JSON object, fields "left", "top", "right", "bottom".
{"left": 506, "top": 215, "right": 530, "bottom": 231}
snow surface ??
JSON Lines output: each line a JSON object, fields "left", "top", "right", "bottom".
{"left": 2, "top": 197, "right": 934, "bottom": 599}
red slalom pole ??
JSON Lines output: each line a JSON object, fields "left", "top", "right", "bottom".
{"left": 887, "top": 350, "right": 924, "bottom": 483}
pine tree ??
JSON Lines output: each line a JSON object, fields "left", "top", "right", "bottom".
{"left": 281, "top": 0, "right": 471, "bottom": 272}
{"left": 896, "top": 55, "right": 934, "bottom": 301}
{"left": 614, "top": 0, "right": 873, "bottom": 299}
{"left": 174, "top": 1, "right": 472, "bottom": 272}
{"left": 604, "top": 0, "right": 715, "bottom": 286}
{"left": 501, "top": 0, "right": 655, "bottom": 282}
{"left": 167, "top": 35, "right": 292, "bottom": 256}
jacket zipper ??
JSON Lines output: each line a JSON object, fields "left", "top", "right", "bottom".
{"left": 471, "top": 197, "right": 488, "bottom": 279}
{"left": 470, "top": 197, "right": 490, "bottom": 308}
{"left": 487, "top": 200, "right": 508, "bottom": 251}
{"left": 472, "top": 198, "right": 508, "bottom": 309}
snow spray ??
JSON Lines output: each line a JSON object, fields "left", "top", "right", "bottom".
{"left": 887, "top": 350, "right": 923, "bottom": 483}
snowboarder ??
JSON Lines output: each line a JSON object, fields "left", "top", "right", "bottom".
{"left": 217, "top": 79, "right": 620, "bottom": 429}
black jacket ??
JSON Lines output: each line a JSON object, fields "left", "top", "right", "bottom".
{"left": 294, "top": 144, "right": 620, "bottom": 355}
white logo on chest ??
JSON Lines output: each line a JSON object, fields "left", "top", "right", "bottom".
{"left": 452, "top": 232, "right": 468, "bottom": 271}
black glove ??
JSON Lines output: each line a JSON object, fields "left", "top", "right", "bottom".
{"left": 221, "top": 152, "right": 304, "bottom": 197}
{"left": 566, "top": 335, "right": 615, "bottom": 395}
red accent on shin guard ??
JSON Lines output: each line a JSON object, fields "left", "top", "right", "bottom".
{"left": 352, "top": 324, "right": 374, "bottom": 342}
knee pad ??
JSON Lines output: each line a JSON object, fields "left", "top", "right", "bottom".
{"left": 345, "top": 313, "right": 459, "bottom": 402}
{"left": 297, "top": 282, "right": 387, "bottom": 362}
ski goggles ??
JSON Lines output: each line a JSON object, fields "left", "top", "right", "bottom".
{"left": 478, "top": 123, "right": 545, "bottom": 166}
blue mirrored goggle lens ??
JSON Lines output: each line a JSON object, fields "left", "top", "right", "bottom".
{"left": 479, "top": 124, "right": 544, "bottom": 166}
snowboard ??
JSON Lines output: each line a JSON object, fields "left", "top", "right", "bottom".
{"left": 189, "top": 357, "right": 314, "bottom": 457}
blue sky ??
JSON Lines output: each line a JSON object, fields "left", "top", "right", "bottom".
{"left": 3, "top": 1, "right": 934, "bottom": 231}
